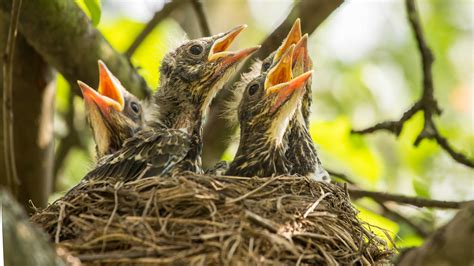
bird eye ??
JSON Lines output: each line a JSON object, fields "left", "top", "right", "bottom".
{"left": 130, "top": 101, "right": 141, "bottom": 114}
{"left": 248, "top": 83, "right": 259, "bottom": 96}
{"left": 189, "top": 44, "right": 204, "bottom": 56}
{"left": 262, "top": 62, "right": 271, "bottom": 72}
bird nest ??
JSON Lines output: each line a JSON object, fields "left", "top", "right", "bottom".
{"left": 31, "top": 174, "right": 394, "bottom": 265}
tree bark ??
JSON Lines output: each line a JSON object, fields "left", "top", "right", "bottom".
{"left": 397, "top": 202, "right": 474, "bottom": 266}
{"left": 0, "top": 0, "right": 150, "bottom": 99}
{"left": 201, "top": 0, "right": 343, "bottom": 168}
{"left": 0, "top": 14, "right": 55, "bottom": 209}
{"left": 1, "top": 189, "right": 64, "bottom": 266}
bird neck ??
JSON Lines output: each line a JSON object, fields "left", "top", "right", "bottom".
{"left": 301, "top": 86, "right": 312, "bottom": 126}
{"left": 227, "top": 133, "right": 290, "bottom": 177}
{"left": 153, "top": 88, "right": 205, "bottom": 173}
{"left": 286, "top": 119, "right": 320, "bottom": 176}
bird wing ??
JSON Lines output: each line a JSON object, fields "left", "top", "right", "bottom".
{"left": 85, "top": 127, "right": 191, "bottom": 181}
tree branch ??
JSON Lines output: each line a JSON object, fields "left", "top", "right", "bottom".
{"left": 202, "top": 0, "right": 344, "bottom": 168}
{"left": 2, "top": 0, "right": 22, "bottom": 195}
{"left": 352, "top": 0, "right": 474, "bottom": 168}
{"left": 396, "top": 202, "right": 474, "bottom": 265}
{"left": 327, "top": 170, "right": 355, "bottom": 184}
{"left": 190, "top": 0, "right": 211, "bottom": 36}
{"left": 125, "top": 0, "right": 186, "bottom": 59}
{"left": 348, "top": 188, "right": 470, "bottom": 209}
{"left": 0, "top": 0, "right": 152, "bottom": 99}
{"left": 328, "top": 170, "right": 430, "bottom": 237}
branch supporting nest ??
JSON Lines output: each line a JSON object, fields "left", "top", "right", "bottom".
{"left": 351, "top": 0, "right": 474, "bottom": 168}
{"left": 348, "top": 188, "right": 469, "bottom": 209}
{"left": 2, "top": 0, "right": 22, "bottom": 194}
{"left": 328, "top": 170, "right": 463, "bottom": 238}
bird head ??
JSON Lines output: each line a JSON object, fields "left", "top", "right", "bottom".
{"left": 262, "top": 19, "right": 313, "bottom": 125}
{"left": 78, "top": 61, "right": 144, "bottom": 157}
{"left": 238, "top": 46, "right": 312, "bottom": 146}
{"left": 156, "top": 25, "right": 260, "bottom": 126}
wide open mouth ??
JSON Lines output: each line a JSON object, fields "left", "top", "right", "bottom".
{"left": 78, "top": 80, "right": 122, "bottom": 113}
{"left": 272, "top": 18, "right": 302, "bottom": 64}
{"left": 267, "top": 71, "right": 313, "bottom": 114}
{"left": 208, "top": 24, "right": 248, "bottom": 62}
{"left": 265, "top": 45, "right": 295, "bottom": 90}
{"left": 97, "top": 60, "right": 125, "bottom": 111}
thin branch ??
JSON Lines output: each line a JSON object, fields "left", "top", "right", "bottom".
{"left": 352, "top": 0, "right": 474, "bottom": 168}
{"left": 125, "top": 0, "right": 186, "bottom": 58}
{"left": 190, "top": 0, "right": 211, "bottom": 36}
{"left": 327, "top": 170, "right": 355, "bottom": 184}
{"left": 2, "top": 0, "right": 22, "bottom": 194}
{"left": 351, "top": 102, "right": 422, "bottom": 136}
{"left": 329, "top": 170, "right": 430, "bottom": 237}
{"left": 348, "top": 188, "right": 470, "bottom": 209}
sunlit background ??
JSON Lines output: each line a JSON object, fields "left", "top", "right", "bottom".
{"left": 54, "top": 0, "right": 473, "bottom": 248}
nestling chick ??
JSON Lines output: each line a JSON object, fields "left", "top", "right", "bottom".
{"left": 227, "top": 47, "right": 313, "bottom": 177}
{"left": 227, "top": 19, "right": 329, "bottom": 181}
{"left": 85, "top": 25, "right": 260, "bottom": 181}
{"left": 78, "top": 60, "right": 144, "bottom": 159}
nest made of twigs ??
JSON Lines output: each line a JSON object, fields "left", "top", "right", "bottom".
{"left": 31, "top": 174, "right": 394, "bottom": 265}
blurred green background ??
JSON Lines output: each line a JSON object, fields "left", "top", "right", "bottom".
{"left": 53, "top": 0, "right": 473, "bottom": 249}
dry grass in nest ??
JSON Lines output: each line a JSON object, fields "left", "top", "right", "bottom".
{"left": 31, "top": 174, "right": 394, "bottom": 265}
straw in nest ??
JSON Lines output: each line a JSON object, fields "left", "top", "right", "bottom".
{"left": 31, "top": 175, "right": 394, "bottom": 265}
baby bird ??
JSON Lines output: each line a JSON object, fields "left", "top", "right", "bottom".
{"left": 85, "top": 25, "right": 259, "bottom": 181}
{"left": 226, "top": 47, "right": 313, "bottom": 177}
{"left": 78, "top": 61, "right": 144, "bottom": 159}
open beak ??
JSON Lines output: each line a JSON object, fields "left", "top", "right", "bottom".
{"left": 265, "top": 44, "right": 295, "bottom": 91}
{"left": 209, "top": 24, "right": 247, "bottom": 61}
{"left": 267, "top": 70, "right": 313, "bottom": 113}
{"left": 97, "top": 60, "right": 125, "bottom": 111}
{"left": 78, "top": 80, "right": 122, "bottom": 114}
{"left": 273, "top": 18, "right": 302, "bottom": 64}
{"left": 208, "top": 24, "right": 260, "bottom": 65}
{"left": 292, "top": 34, "right": 309, "bottom": 74}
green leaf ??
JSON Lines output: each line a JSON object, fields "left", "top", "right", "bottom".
{"left": 84, "top": 0, "right": 101, "bottom": 26}
{"left": 413, "top": 177, "right": 431, "bottom": 198}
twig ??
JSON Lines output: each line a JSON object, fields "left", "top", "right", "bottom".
{"left": 78, "top": 251, "right": 153, "bottom": 261}
{"left": 327, "top": 170, "right": 355, "bottom": 184}
{"left": 332, "top": 169, "right": 444, "bottom": 236}
{"left": 352, "top": 0, "right": 474, "bottom": 168}
{"left": 55, "top": 203, "right": 66, "bottom": 243}
{"left": 348, "top": 188, "right": 470, "bottom": 209}
{"left": 245, "top": 210, "right": 278, "bottom": 233}
{"left": 102, "top": 181, "right": 123, "bottom": 252}
{"left": 2, "top": 0, "right": 22, "bottom": 194}
{"left": 125, "top": 0, "right": 186, "bottom": 58}
{"left": 226, "top": 176, "right": 278, "bottom": 204}
{"left": 190, "top": 0, "right": 211, "bottom": 36}
{"left": 304, "top": 189, "right": 331, "bottom": 218}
